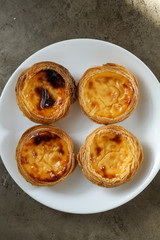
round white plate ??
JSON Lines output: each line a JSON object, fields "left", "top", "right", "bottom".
{"left": 0, "top": 39, "right": 160, "bottom": 214}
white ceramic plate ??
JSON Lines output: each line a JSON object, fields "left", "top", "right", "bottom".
{"left": 0, "top": 39, "right": 160, "bottom": 214}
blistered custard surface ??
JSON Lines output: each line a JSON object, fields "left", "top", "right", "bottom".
{"left": 89, "top": 132, "right": 134, "bottom": 179}
{"left": 21, "top": 70, "right": 66, "bottom": 118}
{"left": 83, "top": 71, "right": 133, "bottom": 118}
{"left": 20, "top": 131, "right": 69, "bottom": 182}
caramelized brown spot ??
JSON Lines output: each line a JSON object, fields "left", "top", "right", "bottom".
{"left": 32, "top": 151, "right": 37, "bottom": 158}
{"left": 101, "top": 166, "right": 105, "bottom": 172}
{"left": 48, "top": 171, "right": 60, "bottom": 181}
{"left": 106, "top": 173, "right": 116, "bottom": 179}
{"left": 91, "top": 102, "right": 96, "bottom": 107}
{"left": 31, "top": 132, "right": 60, "bottom": 145}
{"left": 35, "top": 87, "right": 55, "bottom": 109}
{"left": 105, "top": 77, "right": 112, "bottom": 81}
{"left": 49, "top": 171, "right": 56, "bottom": 178}
{"left": 30, "top": 173, "right": 59, "bottom": 182}
{"left": 58, "top": 143, "right": 64, "bottom": 155}
{"left": 88, "top": 81, "right": 93, "bottom": 88}
{"left": 90, "top": 153, "right": 93, "bottom": 160}
{"left": 32, "top": 166, "right": 67, "bottom": 182}
{"left": 43, "top": 69, "right": 65, "bottom": 88}
{"left": 96, "top": 146, "right": 102, "bottom": 156}
{"left": 123, "top": 83, "right": 129, "bottom": 89}
{"left": 111, "top": 135, "right": 121, "bottom": 143}
{"left": 123, "top": 82, "right": 134, "bottom": 94}
{"left": 101, "top": 166, "right": 115, "bottom": 179}
{"left": 21, "top": 157, "right": 28, "bottom": 164}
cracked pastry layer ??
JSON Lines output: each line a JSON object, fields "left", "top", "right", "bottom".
{"left": 16, "top": 125, "right": 76, "bottom": 186}
{"left": 16, "top": 61, "right": 77, "bottom": 124}
{"left": 78, "top": 63, "right": 139, "bottom": 124}
{"left": 77, "top": 125, "right": 143, "bottom": 188}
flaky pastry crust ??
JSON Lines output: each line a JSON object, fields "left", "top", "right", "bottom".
{"left": 78, "top": 63, "right": 139, "bottom": 124}
{"left": 15, "top": 61, "right": 77, "bottom": 124}
{"left": 77, "top": 125, "right": 143, "bottom": 188}
{"left": 16, "top": 125, "right": 76, "bottom": 186}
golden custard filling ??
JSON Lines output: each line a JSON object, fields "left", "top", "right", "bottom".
{"left": 20, "top": 131, "right": 69, "bottom": 182}
{"left": 83, "top": 71, "right": 133, "bottom": 118}
{"left": 89, "top": 132, "right": 134, "bottom": 179}
{"left": 21, "top": 69, "right": 66, "bottom": 118}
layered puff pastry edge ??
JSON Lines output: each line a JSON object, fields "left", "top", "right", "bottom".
{"left": 15, "top": 61, "right": 77, "bottom": 124}
{"left": 78, "top": 63, "right": 139, "bottom": 124}
{"left": 16, "top": 125, "right": 76, "bottom": 186}
{"left": 77, "top": 125, "right": 143, "bottom": 188}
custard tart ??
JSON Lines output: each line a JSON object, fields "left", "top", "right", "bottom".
{"left": 16, "top": 62, "right": 77, "bottom": 124}
{"left": 16, "top": 125, "right": 76, "bottom": 186}
{"left": 77, "top": 125, "right": 143, "bottom": 188}
{"left": 78, "top": 63, "right": 139, "bottom": 124}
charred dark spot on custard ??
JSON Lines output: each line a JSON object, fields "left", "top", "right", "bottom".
{"left": 31, "top": 132, "right": 60, "bottom": 145}
{"left": 21, "top": 157, "right": 28, "bottom": 164}
{"left": 96, "top": 146, "right": 102, "bottom": 156}
{"left": 100, "top": 166, "right": 116, "bottom": 179}
{"left": 43, "top": 69, "right": 65, "bottom": 88}
{"left": 35, "top": 87, "right": 56, "bottom": 109}
{"left": 110, "top": 134, "right": 122, "bottom": 144}
{"left": 34, "top": 135, "right": 52, "bottom": 145}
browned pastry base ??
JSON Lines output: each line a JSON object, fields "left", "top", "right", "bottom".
{"left": 16, "top": 125, "right": 76, "bottom": 186}
{"left": 78, "top": 63, "right": 139, "bottom": 124}
{"left": 16, "top": 61, "right": 77, "bottom": 124}
{"left": 77, "top": 125, "right": 143, "bottom": 188}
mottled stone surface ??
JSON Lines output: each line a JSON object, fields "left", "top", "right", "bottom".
{"left": 0, "top": 0, "right": 160, "bottom": 239}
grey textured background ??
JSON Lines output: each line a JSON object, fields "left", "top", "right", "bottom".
{"left": 0, "top": 0, "right": 160, "bottom": 239}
